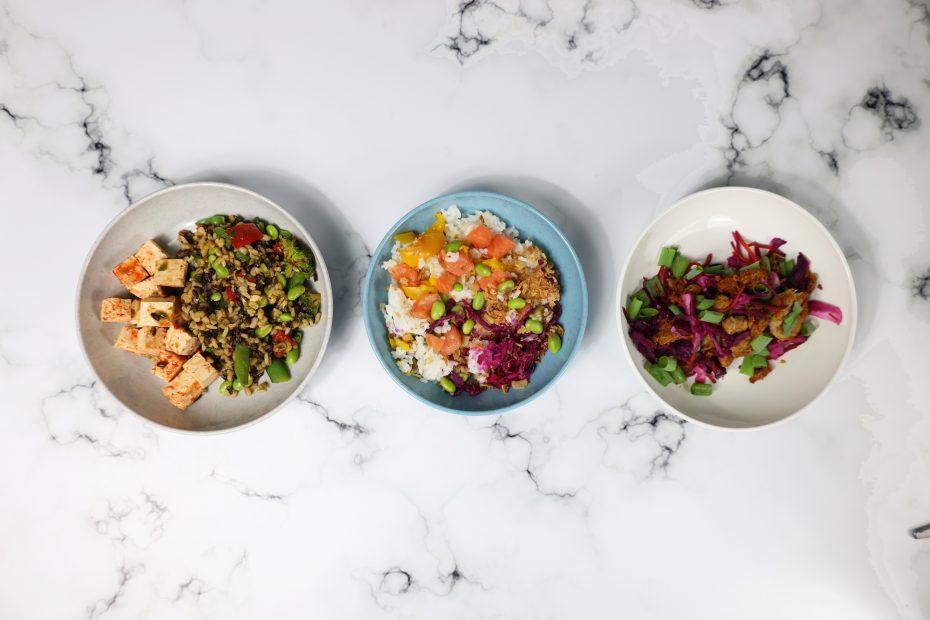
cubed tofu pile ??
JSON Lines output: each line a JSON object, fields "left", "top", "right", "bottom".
{"left": 102, "top": 239, "right": 217, "bottom": 410}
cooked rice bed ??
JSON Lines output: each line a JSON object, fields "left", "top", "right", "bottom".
{"left": 177, "top": 216, "right": 321, "bottom": 392}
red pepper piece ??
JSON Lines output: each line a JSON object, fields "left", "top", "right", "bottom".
{"left": 226, "top": 223, "right": 264, "bottom": 249}
{"left": 225, "top": 286, "right": 236, "bottom": 302}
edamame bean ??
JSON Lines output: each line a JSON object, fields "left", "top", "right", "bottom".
{"left": 547, "top": 332, "right": 562, "bottom": 353}
{"left": 530, "top": 307, "right": 543, "bottom": 320}
{"left": 475, "top": 263, "right": 492, "bottom": 277}
{"left": 212, "top": 263, "right": 230, "bottom": 278}
{"left": 508, "top": 297, "right": 526, "bottom": 310}
{"left": 288, "top": 272, "right": 307, "bottom": 290}
{"left": 430, "top": 300, "right": 446, "bottom": 321}
{"left": 197, "top": 215, "right": 225, "bottom": 225}
{"left": 277, "top": 313, "right": 293, "bottom": 323}
{"left": 257, "top": 296, "right": 268, "bottom": 308}
{"left": 451, "top": 304, "right": 464, "bottom": 315}
{"left": 452, "top": 282, "right": 464, "bottom": 292}
{"left": 462, "top": 319, "right": 475, "bottom": 335}
{"left": 210, "top": 291, "right": 222, "bottom": 302}
{"left": 207, "top": 247, "right": 218, "bottom": 263}
{"left": 524, "top": 319, "right": 543, "bottom": 334}
{"left": 266, "top": 224, "right": 279, "bottom": 240}
{"left": 255, "top": 324, "right": 274, "bottom": 338}
{"left": 439, "top": 376, "right": 456, "bottom": 394}
{"left": 287, "top": 284, "right": 305, "bottom": 301}
{"left": 445, "top": 241, "right": 462, "bottom": 253}
{"left": 498, "top": 279, "right": 515, "bottom": 293}
{"left": 280, "top": 229, "right": 292, "bottom": 239}
{"left": 472, "top": 291, "right": 486, "bottom": 311}
{"left": 276, "top": 273, "right": 287, "bottom": 288}
{"left": 285, "top": 347, "right": 300, "bottom": 365}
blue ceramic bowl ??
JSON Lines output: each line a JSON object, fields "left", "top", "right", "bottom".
{"left": 362, "top": 191, "right": 588, "bottom": 415}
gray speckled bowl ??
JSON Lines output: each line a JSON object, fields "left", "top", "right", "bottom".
{"left": 76, "top": 182, "right": 333, "bottom": 433}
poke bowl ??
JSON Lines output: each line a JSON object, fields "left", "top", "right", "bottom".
{"left": 362, "top": 191, "right": 588, "bottom": 415}
{"left": 76, "top": 182, "right": 333, "bottom": 433}
{"left": 616, "top": 186, "right": 856, "bottom": 430}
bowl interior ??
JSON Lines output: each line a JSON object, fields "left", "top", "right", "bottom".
{"left": 616, "top": 187, "right": 856, "bottom": 429}
{"left": 77, "top": 183, "right": 333, "bottom": 432}
{"left": 363, "top": 191, "right": 587, "bottom": 415}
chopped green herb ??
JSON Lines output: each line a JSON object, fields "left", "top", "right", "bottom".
{"left": 658, "top": 246, "right": 678, "bottom": 268}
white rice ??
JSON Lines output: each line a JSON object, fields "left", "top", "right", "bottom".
{"left": 392, "top": 335, "right": 455, "bottom": 381}
{"left": 382, "top": 284, "right": 429, "bottom": 336}
{"left": 442, "top": 205, "right": 518, "bottom": 241}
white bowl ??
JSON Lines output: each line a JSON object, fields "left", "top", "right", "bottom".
{"left": 76, "top": 182, "right": 333, "bottom": 433}
{"left": 615, "top": 187, "right": 856, "bottom": 430}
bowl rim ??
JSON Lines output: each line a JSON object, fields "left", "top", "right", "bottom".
{"left": 362, "top": 190, "right": 589, "bottom": 416}
{"left": 74, "top": 181, "right": 334, "bottom": 435}
{"left": 614, "top": 186, "right": 858, "bottom": 431}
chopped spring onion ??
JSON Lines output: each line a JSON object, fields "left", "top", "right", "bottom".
{"left": 690, "top": 382, "right": 712, "bottom": 396}
{"left": 739, "top": 354, "right": 767, "bottom": 376}
{"left": 723, "top": 267, "right": 737, "bottom": 276}
{"left": 761, "top": 255, "right": 771, "bottom": 273}
{"left": 671, "top": 366, "right": 686, "bottom": 384}
{"left": 657, "top": 356, "right": 677, "bottom": 372}
{"left": 658, "top": 246, "right": 678, "bottom": 268}
{"left": 671, "top": 254, "right": 690, "bottom": 278}
{"left": 639, "top": 307, "right": 659, "bottom": 318}
{"left": 628, "top": 296, "right": 644, "bottom": 320}
{"left": 646, "top": 363, "right": 673, "bottom": 387}
{"left": 750, "top": 334, "right": 773, "bottom": 353}
{"left": 800, "top": 320, "right": 817, "bottom": 337}
{"left": 645, "top": 277, "right": 664, "bottom": 298}
{"left": 782, "top": 301, "right": 803, "bottom": 333}
{"left": 704, "top": 264, "right": 724, "bottom": 275}
{"left": 740, "top": 260, "right": 761, "bottom": 272}
{"left": 697, "top": 297, "right": 716, "bottom": 311}
{"left": 684, "top": 265, "right": 704, "bottom": 280}
{"left": 699, "top": 310, "right": 724, "bottom": 324}
{"left": 668, "top": 304, "right": 683, "bottom": 316}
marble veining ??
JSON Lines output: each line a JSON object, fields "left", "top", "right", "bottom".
{"left": 1, "top": 0, "right": 929, "bottom": 618}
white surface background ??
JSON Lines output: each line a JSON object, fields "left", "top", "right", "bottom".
{"left": 1, "top": 1, "right": 929, "bottom": 618}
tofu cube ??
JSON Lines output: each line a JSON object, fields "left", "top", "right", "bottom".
{"left": 162, "top": 370, "right": 204, "bottom": 410}
{"left": 128, "top": 277, "right": 165, "bottom": 300}
{"left": 134, "top": 240, "right": 168, "bottom": 274}
{"left": 137, "top": 297, "right": 178, "bottom": 328}
{"left": 151, "top": 350, "right": 188, "bottom": 382}
{"left": 100, "top": 298, "right": 133, "bottom": 323}
{"left": 165, "top": 325, "right": 200, "bottom": 356}
{"left": 183, "top": 353, "right": 219, "bottom": 387}
{"left": 113, "top": 326, "right": 139, "bottom": 354}
{"left": 152, "top": 259, "right": 188, "bottom": 288}
{"left": 112, "top": 256, "right": 148, "bottom": 289}
{"left": 136, "top": 326, "right": 167, "bottom": 356}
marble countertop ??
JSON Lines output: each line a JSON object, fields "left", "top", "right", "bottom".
{"left": 2, "top": 1, "right": 929, "bottom": 618}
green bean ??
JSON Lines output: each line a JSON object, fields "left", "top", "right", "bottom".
{"left": 547, "top": 332, "right": 562, "bottom": 353}
{"left": 285, "top": 346, "right": 300, "bottom": 365}
{"left": 234, "top": 250, "right": 249, "bottom": 263}
{"left": 277, "top": 313, "right": 293, "bottom": 323}
{"left": 212, "top": 263, "right": 230, "bottom": 278}
{"left": 219, "top": 380, "right": 234, "bottom": 395}
{"left": 439, "top": 376, "right": 456, "bottom": 394}
{"left": 462, "top": 319, "right": 475, "bottom": 335}
{"left": 453, "top": 282, "right": 464, "bottom": 292}
{"left": 451, "top": 304, "right": 464, "bottom": 315}
{"left": 255, "top": 324, "right": 274, "bottom": 338}
{"left": 257, "top": 296, "right": 268, "bottom": 308}
{"left": 475, "top": 263, "right": 492, "bottom": 277}
{"left": 266, "top": 224, "right": 279, "bottom": 240}
{"left": 430, "top": 300, "right": 445, "bottom": 321}
{"left": 508, "top": 297, "right": 526, "bottom": 310}
{"left": 234, "top": 344, "right": 251, "bottom": 386}
{"left": 210, "top": 291, "right": 222, "bottom": 302}
{"left": 445, "top": 241, "right": 462, "bottom": 253}
{"left": 524, "top": 319, "right": 543, "bottom": 334}
{"left": 232, "top": 378, "right": 244, "bottom": 391}
{"left": 276, "top": 273, "right": 287, "bottom": 288}
{"left": 287, "top": 284, "right": 305, "bottom": 301}
{"left": 472, "top": 291, "right": 486, "bottom": 311}
{"left": 498, "top": 279, "right": 515, "bottom": 293}
{"left": 197, "top": 215, "right": 225, "bottom": 225}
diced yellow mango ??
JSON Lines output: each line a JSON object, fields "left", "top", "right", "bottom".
{"left": 393, "top": 231, "right": 417, "bottom": 245}
{"left": 402, "top": 285, "right": 437, "bottom": 300}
